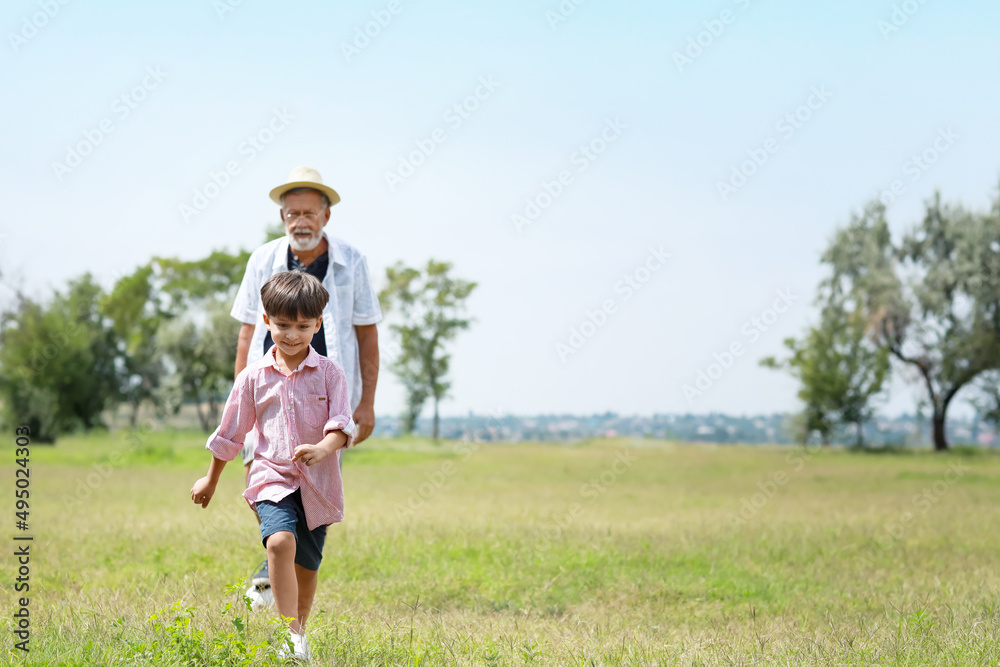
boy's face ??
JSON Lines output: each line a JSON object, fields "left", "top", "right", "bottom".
{"left": 262, "top": 312, "right": 322, "bottom": 356}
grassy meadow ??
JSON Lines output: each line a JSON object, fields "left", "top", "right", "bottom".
{"left": 2, "top": 431, "right": 1000, "bottom": 665}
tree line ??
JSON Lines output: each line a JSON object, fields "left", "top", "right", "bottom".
{"left": 0, "top": 225, "right": 476, "bottom": 442}
{"left": 9, "top": 185, "right": 994, "bottom": 450}
{"left": 762, "top": 187, "right": 1000, "bottom": 450}
{"left": 0, "top": 247, "right": 250, "bottom": 441}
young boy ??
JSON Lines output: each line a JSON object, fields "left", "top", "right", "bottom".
{"left": 191, "top": 271, "right": 356, "bottom": 661}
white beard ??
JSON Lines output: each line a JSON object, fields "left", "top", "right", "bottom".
{"left": 288, "top": 230, "right": 321, "bottom": 252}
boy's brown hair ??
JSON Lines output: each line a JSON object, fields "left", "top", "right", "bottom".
{"left": 260, "top": 271, "right": 329, "bottom": 321}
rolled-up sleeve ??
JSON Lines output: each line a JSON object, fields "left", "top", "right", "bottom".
{"left": 352, "top": 254, "right": 383, "bottom": 326}
{"left": 322, "top": 362, "right": 355, "bottom": 447}
{"left": 206, "top": 368, "right": 257, "bottom": 460}
{"left": 230, "top": 251, "right": 261, "bottom": 324}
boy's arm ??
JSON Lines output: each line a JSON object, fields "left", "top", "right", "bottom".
{"left": 192, "top": 368, "right": 257, "bottom": 506}
{"left": 191, "top": 456, "right": 228, "bottom": 508}
{"left": 292, "top": 430, "right": 348, "bottom": 466}
{"left": 320, "top": 361, "right": 356, "bottom": 449}
{"left": 291, "top": 364, "right": 355, "bottom": 466}
{"left": 206, "top": 367, "right": 258, "bottom": 462}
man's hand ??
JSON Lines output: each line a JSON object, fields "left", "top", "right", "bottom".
{"left": 191, "top": 476, "right": 217, "bottom": 508}
{"left": 353, "top": 403, "right": 375, "bottom": 445}
{"left": 235, "top": 323, "right": 254, "bottom": 379}
{"left": 354, "top": 324, "right": 378, "bottom": 444}
{"left": 292, "top": 431, "right": 348, "bottom": 466}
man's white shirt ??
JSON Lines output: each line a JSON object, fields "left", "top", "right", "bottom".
{"left": 231, "top": 232, "right": 382, "bottom": 412}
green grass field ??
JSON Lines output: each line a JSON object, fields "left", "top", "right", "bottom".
{"left": 3, "top": 431, "right": 1000, "bottom": 665}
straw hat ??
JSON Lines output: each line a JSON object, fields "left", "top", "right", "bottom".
{"left": 269, "top": 166, "right": 341, "bottom": 207}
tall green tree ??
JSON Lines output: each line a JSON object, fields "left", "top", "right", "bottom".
{"left": 0, "top": 239, "right": 256, "bottom": 438}
{"left": 0, "top": 298, "right": 64, "bottom": 441}
{"left": 150, "top": 250, "right": 248, "bottom": 431}
{"left": 835, "top": 311, "right": 892, "bottom": 446}
{"left": 761, "top": 307, "right": 889, "bottom": 446}
{"left": 156, "top": 298, "right": 240, "bottom": 431}
{"left": 821, "top": 194, "right": 1000, "bottom": 450}
{"left": 100, "top": 265, "right": 168, "bottom": 426}
{"left": 378, "top": 260, "right": 476, "bottom": 440}
{"left": 762, "top": 325, "right": 837, "bottom": 446}
{"left": 0, "top": 274, "right": 120, "bottom": 441}
{"left": 97, "top": 247, "right": 251, "bottom": 428}
{"left": 153, "top": 249, "right": 251, "bottom": 309}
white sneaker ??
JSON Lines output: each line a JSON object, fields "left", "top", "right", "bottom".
{"left": 246, "top": 582, "right": 274, "bottom": 611}
{"left": 276, "top": 631, "right": 310, "bottom": 662}
{"left": 251, "top": 559, "right": 270, "bottom": 586}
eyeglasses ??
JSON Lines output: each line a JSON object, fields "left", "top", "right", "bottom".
{"left": 283, "top": 210, "right": 323, "bottom": 222}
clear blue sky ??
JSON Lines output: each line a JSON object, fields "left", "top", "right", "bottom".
{"left": 2, "top": 0, "right": 998, "bottom": 418}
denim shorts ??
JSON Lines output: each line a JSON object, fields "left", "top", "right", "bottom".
{"left": 256, "top": 489, "right": 327, "bottom": 571}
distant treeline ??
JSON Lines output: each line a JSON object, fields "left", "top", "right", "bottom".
{"left": 375, "top": 411, "right": 993, "bottom": 447}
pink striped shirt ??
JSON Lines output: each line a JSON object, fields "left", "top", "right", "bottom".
{"left": 206, "top": 344, "right": 355, "bottom": 530}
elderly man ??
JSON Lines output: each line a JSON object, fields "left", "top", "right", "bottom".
{"left": 231, "top": 166, "right": 381, "bottom": 606}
